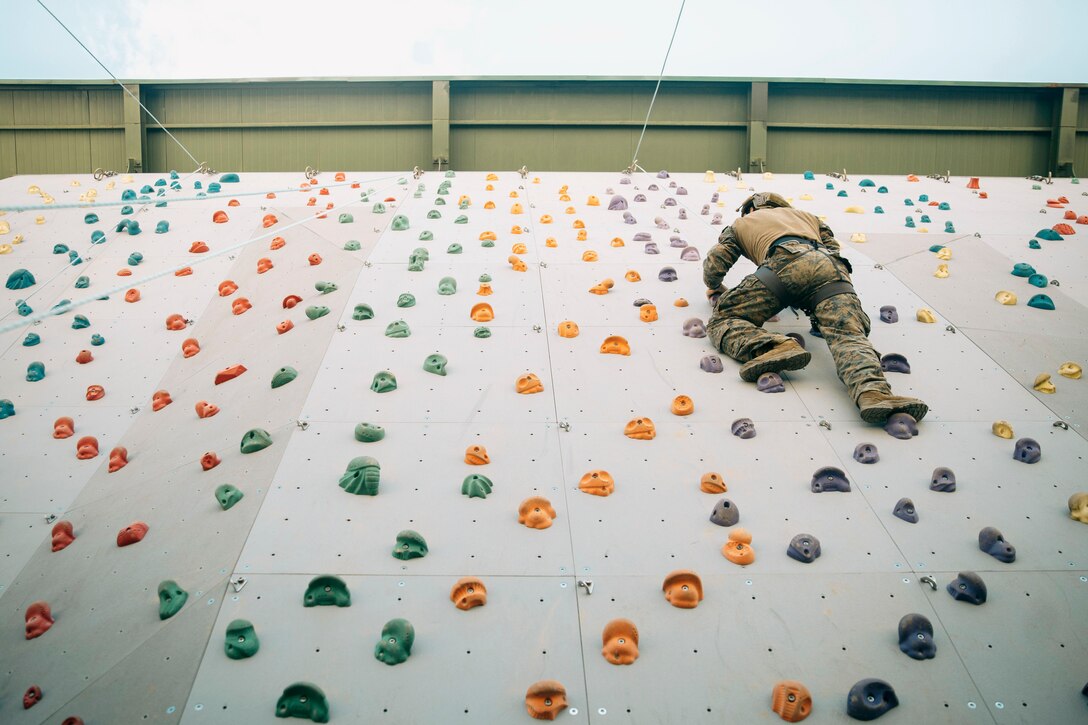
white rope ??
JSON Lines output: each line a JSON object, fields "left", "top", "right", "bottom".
{"left": 36, "top": 0, "right": 201, "bottom": 169}
{"left": 629, "top": 0, "right": 687, "bottom": 171}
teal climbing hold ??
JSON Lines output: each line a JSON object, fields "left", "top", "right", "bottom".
{"left": 26, "top": 361, "right": 45, "bottom": 382}
{"left": 877, "top": 186, "right": 888, "bottom": 193}
{"left": 155, "top": 220, "right": 169, "bottom": 233}
{"left": 126, "top": 221, "right": 141, "bottom": 235}
{"left": 1011, "top": 263, "right": 1036, "bottom": 277}
{"left": 75, "top": 275, "right": 90, "bottom": 289}
{"left": 339, "top": 456, "right": 380, "bottom": 495}
{"left": 224, "top": 619, "right": 259, "bottom": 659}
{"left": 90, "top": 230, "right": 106, "bottom": 244}
{"left": 53, "top": 244, "right": 69, "bottom": 254}
{"left": 1028, "top": 239, "right": 1042, "bottom": 250}
{"left": 462, "top": 473, "right": 493, "bottom": 498}
{"left": 128, "top": 252, "right": 143, "bottom": 266}
{"left": 6, "top": 269, "right": 35, "bottom": 290}
{"left": 276, "top": 682, "right": 330, "bottom": 723}
{"left": 944, "top": 222, "right": 955, "bottom": 233}
{"left": 919, "top": 194, "right": 929, "bottom": 202}
{"left": 859, "top": 179, "right": 875, "bottom": 187}
{"left": 271, "top": 366, "right": 298, "bottom": 389}
{"left": 16, "top": 301, "right": 33, "bottom": 317}
{"left": 905, "top": 218, "right": 915, "bottom": 228}
{"left": 240, "top": 428, "right": 273, "bottom": 454}
{"left": 303, "top": 576, "right": 350, "bottom": 608}
{"left": 920, "top": 215, "right": 931, "bottom": 224}
{"left": 158, "top": 580, "right": 188, "bottom": 620}
{"left": 51, "top": 299, "right": 71, "bottom": 313}
{"left": 825, "top": 183, "right": 834, "bottom": 190}
{"left": 23, "top": 332, "right": 40, "bottom": 347}
{"left": 938, "top": 202, "right": 951, "bottom": 210}
{"left": 803, "top": 171, "right": 815, "bottom": 180}
{"left": 207, "top": 182, "right": 221, "bottom": 193}
{"left": 72, "top": 314, "right": 90, "bottom": 329}
{"left": 140, "top": 184, "right": 154, "bottom": 194}
{"left": 84, "top": 213, "right": 99, "bottom": 224}
{"left": 392, "top": 530, "right": 427, "bottom": 560}
{"left": 904, "top": 199, "right": 914, "bottom": 206}
{"left": 121, "top": 189, "right": 137, "bottom": 201}
{"left": 315, "top": 281, "right": 338, "bottom": 294}
{"left": 0, "top": 400, "right": 14, "bottom": 419}
{"left": 928, "top": 245, "right": 945, "bottom": 253}
{"left": 215, "top": 484, "right": 244, "bottom": 510}
{"left": 90, "top": 334, "right": 105, "bottom": 346}
{"left": 1027, "top": 273, "right": 1048, "bottom": 288}
{"left": 120, "top": 206, "right": 133, "bottom": 216}
{"left": 837, "top": 190, "right": 848, "bottom": 197}
{"left": 374, "top": 619, "right": 414, "bottom": 665}
{"left": 154, "top": 178, "right": 166, "bottom": 187}
{"left": 1036, "top": 229, "right": 1062, "bottom": 241}
{"left": 219, "top": 173, "right": 240, "bottom": 183}
{"left": 69, "top": 251, "right": 82, "bottom": 266}
{"left": 1027, "top": 294, "right": 1055, "bottom": 310}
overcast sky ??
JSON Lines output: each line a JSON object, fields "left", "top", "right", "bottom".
{"left": 3, "top": 0, "right": 1086, "bottom": 83}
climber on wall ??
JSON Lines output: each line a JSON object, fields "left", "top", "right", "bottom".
{"left": 703, "top": 192, "right": 928, "bottom": 425}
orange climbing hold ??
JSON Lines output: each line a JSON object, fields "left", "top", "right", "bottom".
{"left": 53, "top": 417, "right": 75, "bottom": 439}
{"left": 516, "top": 373, "right": 544, "bottom": 394}
{"left": 116, "top": 521, "right": 148, "bottom": 547}
{"left": 124, "top": 289, "right": 140, "bottom": 303}
{"left": 182, "top": 338, "right": 201, "bottom": 358}
{"left": 587, "top": 195, "right": 600, "bottom": 206}
{"left": 662, "top": 570, "right": 703, "bottom": 609}
{"left": 218, "top": 280, "right": 238, "bottom": 296}
{"left": 24, "top": 601, "right": 54, "bottom": 639}
{"left": 450, "top": 576, "right": 487, "bottom": 610}
{"left": 231, "top": 297, "right": 252, "bottom": 315}
{"left": 509, "top": 190, "right": 519, "bottom": 198}
{"left": 639, "top": 305, "right": 658, "bottom": 322}
{"left": 510, "top": 225, "right": 523, "bottom": 235}
{"left": 308, "top": 253, "right": 322, "bottom": 266}
{"left": 471, "top": 302, "right": 494, "bottom": 322}
{"left": 510, "top": 203, "right": 523, "bottom": 214}
{"left": 276, "top": 320, "right": 294, "bottom": 335}
{"left": 700, "top": 472, "right": 727, "bottom": 493}
{"left": 577, "top": 231, "right": 589, "bottom": 242}
{"left": 174, "top": 267, "right": 193, "bottom": 277}
{"left": 625, "top": 270, "right": 641, "bottom": 282}
{"left": 565, "top": 206, "right": 576, "bottom": 215}
{"left": 671, "top": 395, "right": 695, "bottom": 416}
{"left": 486, "top": 173, "right": 499, "bottom": 181}
{"left": 1064, "top": 210, "right": 1077, "bottom": 220}
{"left": 200, "top": 452, "right": 221, "bottom": 471}
{"left": 85, "top": 385, "right": 104, "bottom": 401}
{"left": 966, "top": 177, "right": 980, "bottom": 189}
{"left": 480, "top": 231, "right": 497, "bottom": 241}
{"left": 335, "top": 172, "right": 346, "bottom": 181}
{"left": 1053, "top": 223, "right": 1075, "bottom": 235}
{"left": 212, "top": 211, "right": 229, "bottom": 223}
{"left": 152, "top": 390, "right": 172, "bottom": 411}
{"left": 76, "top": 436, "right": 98, "bottom": 460}
{"left": 282, "top": 295, "right": 302, "bottom": 309}
{"left": 581, "top": 249, "right": 597, "bottom": 261}
{"left": 51, "top": 521, "right": 75, "bottom": 552}
{"left": 75, "top": 349, "right": 93, "bottom": 364}
{"left": 195, "top": 401, "right": 220, "bottom": 419}
{"left": 545, "top": 237, "right": 557, "bottom": 248}
{"left": 610, "top": 237, "right": 625, "bottom": 248}
{"left": 1046, "top": 199, "right": 1065, "bottom": 208}
{"left": 600, "top": 335, "right": 631, "bottom": 355}
{"left": 601, "top": 619, "right": 639, "bottom": 665}
{"left": 458, "top": 195, "right": 471, "bottom": 207}
{"left": 256, "top": 257, "right": 273, "bottom": 273}
{"left": 477, "top": 283, "right": 493, "bottom": 296}
{"left": 578, "top": 470, "right": 615, "bottom": 496}
{"left": 108, "top": 447, "right": 128, "bottom": 473}
{"left": 907, "top": 174, "right": 920, "bottom": 182}
{"left": 214, "top": 364, "right": 247, "bottom": 385}
{"left": 464, "top": 445, "right": 490, "bottom": 465}
{"left": 722, "top": 528, "right": 755, "bottom": 564}
{"left": 624, "top": 417, "right": 656, "bottom": 440}
{"left": 165, "top": 314, "right": 187, "bottom": 331}
{"left": 511, "top": 242, "right": 527, "bottom": 255}
{"left": 589, "top": 278, "right": 614, "bottom": 295}
{"left": 557, "top": 321, "right": 579, "bottom": 338}
{"left": 483, "top": 201, "right": 496, "bottom": 210}
{"left": 539, "top": 214, "right": 553, "bottom": 224}
{"left": 518, "top": 496, "right": 557, "bottom": 529}
{"left": 117, "top": 268, "right": 132, "bottom": 277}
{"left": 262, "top": 214, "right": 278, "bottom": 228}
{"left": 270, "top": 236, "right": 286, "bottom": 250}
{"left": 227, "top": 198, "right": 241, "bottom": 207}
{"left": 189, "top": 241, "right": 209, "bottom": 253}
{"left": 573, "top": 219, "right": 585, "bottom": 229}
{"left": 266, "top": 192, "right": 277, "bottom": 199}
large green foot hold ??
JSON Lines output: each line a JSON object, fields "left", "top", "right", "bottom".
{"left": 462, "top": 474, "right": 493, "bottom": 498}
{"left": 339, "top": 456, "right": 380, "bottom": 495}
{"left": 225, "top": 619, "right": 259, "bottom": 659}
{"left": 241, "top": 428, "right": 273, "bottom": 453}
{"left": 858, "top": 391, "right": 929, "bottom": 424}
{"left": 158, "top": 580, "right": 188, "bottom": 620}
{"left": 374, "top": 618, "right": 414, "bottom": 665}
{"left": 215, "top": 484, "right": 244, "bottom": 510}
{"left": 738, "top": 339, "right": 810, "bottom": 383}
{"left": 276, "top": 683, "right": 329, "bottom": 723}
{"left": 303, "top": 575, "right": 351, "bottom": 607}
{"left": 393, "top": 530, "right": 428, "bottom": 559}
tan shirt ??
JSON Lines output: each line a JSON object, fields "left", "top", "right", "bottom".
{"left": 731, "top": 207, "right": 823, "bottom": 265}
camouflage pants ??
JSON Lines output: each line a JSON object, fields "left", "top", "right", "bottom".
{"left": 706, "top": 241, "right": 891, "bottom": 403}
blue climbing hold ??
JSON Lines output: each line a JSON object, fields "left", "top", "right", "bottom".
{"left": 825, "top": 182, "right": 834, "bottom": 190}
{"left": 53, "top": 244, "right": 69, "bottom": 254}
{"left": 23, "top": 332, "right": 40, "bottom": 346}
{"left": 803, "top": 171, "right": 815, "bottom": 180}
{"left": 84, "top": 213, "right": 99, "bottom": 224}
{"left": 91, "top": 230, "right": 106, "bottom": 244}
{"left": 918, "top": 194, "right": 929, "bottom": 202}
{"left": 1028, "top": 239, "right": 1041, "bottom": 250}
{"left": 207, "top": 182, "right": 221, "bottom": 193}
{"left": 928, "top": 245, "right": 945, "bottom": 253}
{"left": 90, "top": 333, "right": 105, "bottom": 346}
{"left": 904, "top": 198, "right": 914, "bottom": 206}
{"left": 874, "top": 206, "right": 884, "bottom": 214}
{"left": 837, "top": 190, "right": 848, "bottom": 197}
{"left": 72, "top": 314, "right": 90, "bottom": 329}
{"left": 6, "top": 269, "right": 35, "bottom": 290}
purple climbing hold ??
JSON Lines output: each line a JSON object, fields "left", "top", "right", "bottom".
{"left": 656, "top": 170, "right": 669, "bottom": 178}
{"left": 644, "top": 243, "right": 660, "bottom": 255}
{"left": 680, "top": 246, "right": 700, "bottom": 261}
{"left": 633, "top": 193, "right": 647, "bottom": 202}
{"left": 633, "top": 232, "right": 652, "bottom": 241}
{"left": 810, "top": 466, "right": 850, "bottom": 493}
{"left": 700, "top": 355, "right": 724, "bottom": 373}
{"left": 623, "top": 212, "right": 636, "bottom": 224}
{"left": 853, "top": 442, "right": 879, "bottom": 463}
{"left": 879, "top": 306, "right": 898, "bottom": 324}
{"left": 659, "top": 267, "right": 677, "bottom": 282}
{"left": 947, "top": 571, "right": 986, "bottom": 604}
{"left": 880, "top": 353, "right": 911, "bottom": 374}
{"left": 930, "top": 467, "right": 956, "bottom": 492}
{"left": 893, "top": 497, "right": 918, "bottom": 523}
{"left": 669, "top": 236, "right": 687, "bottom": 248}
{"left": 898, "top": 614, "right": 936, "bottom": 660}
{"left": 785, "top": 332, "right": 806, "bottom": 349}
{"left": 709, "top": 498, "right": 739, "bottom": 526}
{"left": 756, "top": 372, "right": 785, "bottom": 393}
{"left": 978, "top": 526, "right": 1015, "bottom": 563}
{"left": 731, "top": 417, "right": 755, "bottom": 439}
{"left": 1013, "top": 437, "right": 1040, "bottom": 464}
{"left": 663, "top": 197, "right": 677, "bottom": 207}
{"left": 682, "top": 318, "right": 706, "bottom": 338}
{"left": 608, "top": 195, "right": 628, "bottom": 211}
{"left": 786, "top": 533, "right": 821, "bottom": 563}
{"left": 884, "top": 413, "right": 918, "bottom": 440}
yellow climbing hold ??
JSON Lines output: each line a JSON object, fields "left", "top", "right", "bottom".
{"left": 844, "top": 206, "right": 865, "bottom": 214}
{"left": 850, "top": 233, "right": 867, "bottom": 243}
{"left": 936, "top": 247, "right": 952, "bottom": 260}
{"left": 916, "top": 308, "right": 936, "bottom": 323}
{"left": 934, "top": 264, "right": 949, "bottom": 278}
{"left": 991, "top": 420, "right": 1014, "bottom": 439}
{"left": 994, "top": 291, "right": 1017, "bottom": 305}
{"left": 1033, "top": 373, "right": 1056, "bottom": 394}
{"left": 1059, "top": 362, "right": 1082, "bottom": 379}
{"left": 704, "top": 171, "right": 716, "bottom": 183}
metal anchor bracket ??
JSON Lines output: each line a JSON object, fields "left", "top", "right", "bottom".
{"left": 919, "top": 575, "right": 937, "bottom": 591}
{"left": 577, "top": 579, "right": 594, "bottom": 595}
{"left": 230, "top": 576, "right": 247, "bottom": 593}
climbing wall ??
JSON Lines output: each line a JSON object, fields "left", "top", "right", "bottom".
{"left": 0, "top": 168, "right": 1085, "bottom": 725}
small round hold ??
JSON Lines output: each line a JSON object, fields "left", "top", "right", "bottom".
{"left": 929, "top": 467, "right": 956, "bottom": 492}
{"left": 884, "top": 412, "right": 918, "bottom": 440}
{"left": 853, "top": 442, "right": 879, "bottom": 464}
{"left": 709, "top": 498, "right": 739, "bottom": 527}
{"left": 892, "top": 498, "right": 918, "bottom": 523}
{"left": 786, "top": 533, "right": 821, "bottom": 564}
{"left": 897, "top": 614, "right": 936, "bottom": 660}
{"left": 700, "top": 355, "right": 724, "bottom": 373}
{"left": 1013, "top": 437, "right": 1040, "bottom": 464}
{"left": 846, "top": 678, "right": 899, "bottom": 721}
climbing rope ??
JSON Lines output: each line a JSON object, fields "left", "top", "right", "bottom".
{"left": 628, "top": 0, "right": 687, "bottom": 173}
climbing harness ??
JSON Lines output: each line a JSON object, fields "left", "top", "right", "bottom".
{"left": 753, "top": 237, "right": 857, "bottom": 315}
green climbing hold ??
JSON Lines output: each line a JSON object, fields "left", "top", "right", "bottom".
{"left": 374, "top": 618, "right": 415, "bottom": 666}
{"left": 371, "top": 370, "right": 397, "bottom": 393}
{"left": 305, "top": 306, "right": 330, "bottom": 320}
{"left": 391, "top": 215, "right": 409, "bottom": 231}
{"left": 419, "top": 230, "right": 434, "bottom": 241}
{"left": 271, "top": 366, "right": 298, "bottom": 389}
{"left": 1032, "top": 184, "right": 1042, "bottom": 190}
{"left": 91, "top": 334, "right": 105, "bottom": 346}
{"left": 1036, "top": 229, "right": 1062, "bottom": 241}
{"left": 473, "top": 327, "right": 491, "bottom": 338}
{"left": 72, "top": 314, "right": 90, "bottom": 329}
{"left": 1027, "top": 294, "right": 1055, "bottom": 310}
{"left": 454, "top": 214, "right": 468, "bottom": 224}
{"left": 392, "top": 530, "right": 427, "bottom": 560}
{"left": 53, "top": 244, "right": 70, "bottom": 255}
{"left": 354, "top": 422, "right": 386, "bottom": 442}
{"left": 315, "top": 281, "right": 338, "bottom": 294}
{"left": 938, "top": 202, "right": 951, "bottom": 210}
{"left": 461, "top": 473, "right": 493, "bottom": 499}
{"left": 353, "top": 303, "right": 374, "bottom": 320}
{"left": 434, "top": 197, "right": 446, "bottom": 205}
{"left": 128, "top": 252, "right": 143, "bottom": 266}
{"left": 447, "top": 243, "right": 463, "bottom": 254}
{"left": 343, "top": 240, "right": 361, "bottom": 251}
{"left": 437, "top": 277, "right": 457, "bottom": 295}
{"left": 84, "top": 213, "right": 99, "bottom": 224}
{"left": 859, "top": 179, "right": 875, "bottom": 187}
{"left": 23, "top": 332, "right": 40, "bottom": 347}
{"left": 396, "top": 293, "right": 416, "bottom": 308}
{"left": 423, "top": 353, "right": 448, "bottom": 375}
{"left": 478, "top": 273, "right": 492, "bottom": 283}
{"left": 408, "top": 254, "right": 425, "bottom": 272}
{"left": 26, "top": 361, "right": 45, "bottom": 382}
{"left": 303, "top": 576, "right": 350, "bottom": 608}
{"left": 240, "top": 428, "right": 273, "bottom": 454}
{"left": 215, "top": 484, "right": 244, "bottom": 510}
{"left": 6, "top": 269, "right": 35, "bottom": 290}
{"left": 158, "top": 580, "right": 188, "bottom": 620}
{"left": 1028, "top": 273, "right": 1048, "bottom": 288}
{"left": 414, "top": 247, "right": 430, "bottom": 261}
{"left": 75, "top": 275, "right": 89, "bottom": 288}
{"left": 385, "top": 320, "right": 411, "bottom": 338}
{"left": 338, "top": 213, "right": 353, "bottom": 224}
{"left": 1011, "top": 263, "right": 1036, "bottom": 277}
{"left": 339, "top": 456, "right": 380, "bottom": 495}
{"left": 480, "top": 238, "right": 495, "bottom": 248}
{"left": 427, "top": 210, "right": 441, "bottom": 220}
{"left": 445, "top": 170, "right": 456, "bottom": 178}
{"left": 219, "top": 173, "right": 240, "bottom": 183}
{"left": 372, "top": 202, "right": 387, "bottom": 214}
{"left": 224, "top": 619, "right": 259, "bottom": 659}
{"left": 275, "top": 682, "right": 330, "bottom": 723}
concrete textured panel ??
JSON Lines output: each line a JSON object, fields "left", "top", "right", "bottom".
{"left": 1, "top": 170, "right": 1086, "bottom": 725}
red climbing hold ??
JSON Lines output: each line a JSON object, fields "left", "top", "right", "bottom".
{"left": 282, "top": 295, "right": 302, "bottom": 309}
{"left": 214, "top": 364, "right": 247, "bottom": 385}
{"left": 166, "top": 314, "right": 187, "bottom": 331}
{"left": 212, "top": 211, "right": 229, "bottom": 223}
{"left": 116, "top": 521, "right": 148, "bottom": 547}
{"left": 75, "top": 436, "right": 98, "bottom": 460}
{"left": 25, "top": 601, "right": 54, "bottom": 639}
{"left": 53, "top": 416, "right": 74, "bottom": 439}
{"left": 201, "top": 452, "right": 221, "bottom": 471}
{"left": 108, "top": 447, "right": 128, "bottom": 473}
{"left": 23, "top": 685, "right": 42, "bottom": 709}
{"left": 51, "top": 521, "right": 75, "bottom": 552}
{"left": 152, "top": 390, "right": 172, "bottom": 411}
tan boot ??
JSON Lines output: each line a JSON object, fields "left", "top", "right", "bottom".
{"left": 738, "top": 339, "right": 811, "bottom": 383}
{"left": 857, "top": 391, "right": 929, "bottom": 424}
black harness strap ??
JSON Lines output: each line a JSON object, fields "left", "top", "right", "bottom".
{"left": 754, "top": 265, "right": 855, "bottom": 314}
